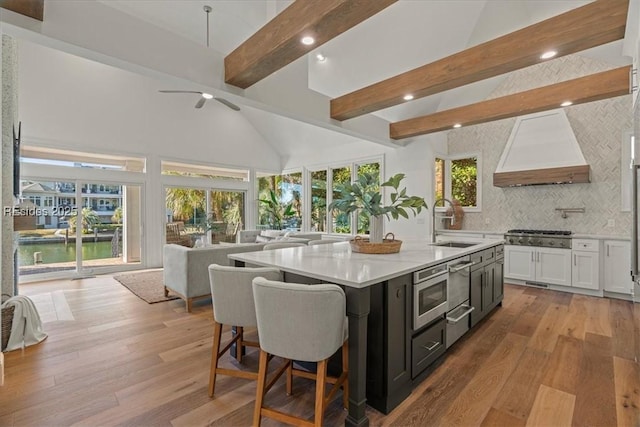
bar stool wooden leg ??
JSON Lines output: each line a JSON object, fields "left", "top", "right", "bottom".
{"left": 342, "top": 341, "right": 349, "bottom": 409}
{"left": 254, "top": 349, "right": 269, "bottom": 427}
{"left": 236, "top": 326, "right": 244, "bottom": 363}
{"left": 286, "top": 360, "right": 293, "bottom": 396}
{"left": 314, "top": 359, "right": 327, "bottom": 427}
{"left": 208, "top": 322, "right": 223, "bottom": 397}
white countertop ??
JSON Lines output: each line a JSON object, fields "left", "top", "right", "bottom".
{"left": 228, "top": 239, "right": 502, "bottom": 288}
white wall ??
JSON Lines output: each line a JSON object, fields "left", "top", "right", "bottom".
{"left": 18, "top": 40, "right": 281, "bottom": 170}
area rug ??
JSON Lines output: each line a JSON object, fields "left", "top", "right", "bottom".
{"left": 113, "top": 270, "right": 179, "bottom": 304}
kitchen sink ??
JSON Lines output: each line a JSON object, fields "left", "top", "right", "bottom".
{"left": 431, "top": 242, "right": 478, "bottom": 248}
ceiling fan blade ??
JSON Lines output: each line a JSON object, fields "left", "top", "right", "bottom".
{"left": 214, "top": 97, "right": 241, "bottom": 111}
{"left": 194, "top": 97, "right": 207, "bottom": 109}
{"left": 159, "top": 90, "right": 203, "bottom": 95}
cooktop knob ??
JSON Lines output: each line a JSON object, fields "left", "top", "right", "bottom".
{"left": 518, "top": 238, "right": 524, "bottom": 244}
{"left": 549, "top": 241, "right": 555, "bottom": 245}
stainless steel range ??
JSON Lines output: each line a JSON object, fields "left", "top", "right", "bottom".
{"left": 504, "top": 229, "right": 572, "bottom": 248}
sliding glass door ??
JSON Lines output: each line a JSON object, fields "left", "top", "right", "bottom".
{"left": 165, "top": 187, "right": 246, "bottom": 245}
{"left": 18, "top": 179, "right": 143, "bottom": 280}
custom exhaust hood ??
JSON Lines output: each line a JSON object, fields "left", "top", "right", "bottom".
{"left": 493, "top": 109, "right": 590, "bottom": 187}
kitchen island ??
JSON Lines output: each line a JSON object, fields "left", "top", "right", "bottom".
{"left": 229, "top": 239, "right": 504, "bottom": 427}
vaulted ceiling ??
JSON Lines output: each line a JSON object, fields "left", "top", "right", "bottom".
{"left": 97, "top": 1, "right": 633, "bottom": 134}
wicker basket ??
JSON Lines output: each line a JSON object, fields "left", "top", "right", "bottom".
{"left": 1, "top": 294, "right": 14, "bottom": 351}
{"left": 350, "top": 233, "right": 402, "bottom": 254}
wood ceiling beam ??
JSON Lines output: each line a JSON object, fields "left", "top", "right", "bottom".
{"left": 0, "top": 0, "right": 44, "bottom": 21}
{"left": 389, "top": 66, "right": 631, "bottom": 139}
{"left": 330, "top": 0, "right": 629, "bottom": 121}
{"left": 224, "top": 0, "right": 397, "bottom": 89}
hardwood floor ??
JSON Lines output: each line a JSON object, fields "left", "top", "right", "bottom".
{"left": 1, "top": 277, "right": 639, "bottom": 426}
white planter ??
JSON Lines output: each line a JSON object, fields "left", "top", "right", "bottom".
{"left": 369, "top": 215, "right": 384, "bottom": 243}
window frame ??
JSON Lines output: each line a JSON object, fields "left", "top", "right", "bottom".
{"left": 304, "top": 155, "right": 384, "bottom": 236}
{"left": 434, "top": 151, "right": 482, "bottom": 213}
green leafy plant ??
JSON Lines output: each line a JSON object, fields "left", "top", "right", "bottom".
{"left": 259, "top": 189, "right": 295, "bottom": 229}
{"left": 68, "top": 207, "right": 100, "bottom": 233}
{"left": 329, "top": 173, "right": 428, "bottom": 220}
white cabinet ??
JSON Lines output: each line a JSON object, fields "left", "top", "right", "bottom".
{"left": 505, "top": 246, "right": 572, "bottom": 286}
{"left": 505, "top": 246, "right": 536, "bottom": 281}
{"left": 603, "top": 240, "right": 633, "bottom": 294}
{"left": 571, "top": 239, "right": 600, "bottom": 291}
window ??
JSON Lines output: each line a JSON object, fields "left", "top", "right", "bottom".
{"left": 356, "top": 162, "right": 380, "bottom": 234}
{"left": 332, "top": 166, "right": 352, "bottom": 234}
{"left": 308, "top": 158, "right": 382, "bottom": 235}
{"left": 310, "top": 170, "right": 327, "bottom": 232}
{"left": 435, "top": 154, "right": 480, "bottom": 210}
{"left": 257, "top": 172, "right": 303, "bottom": 230}
{"left": 21, "top": 146, "right": 145, "bottom": 172}
{"left": 162, "top": 160, "right": 248, "bottom": 181}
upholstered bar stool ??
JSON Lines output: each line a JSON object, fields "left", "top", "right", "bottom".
{"left": 207, "top": 264, "right": 284, "bottom": 398}
{"left": 262, "top": 242, "right": 307, "bottom": 250}
{"left": 252, "top": 278, "right": 349, "bottom": 427}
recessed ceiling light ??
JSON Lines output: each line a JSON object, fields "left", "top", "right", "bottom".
{"left": 540, "top": 50, "right": 557, "bottom": 60}
{"left": 560, "top": 101, "right": 573, "bottom": 107}
{"left": 316, "top": 53, "right": 326, "bottom": 62}
{"left": 202, "top": 93, "right": 214, "bottom": 99}
{"left": 301, "top": 36, "right": 315, "bottom": 45}
{"left": 453, "top": 123, "right": 462, "bottom": 128}
{"left": 403, "top": 94, "right": 414, "bottom": 101}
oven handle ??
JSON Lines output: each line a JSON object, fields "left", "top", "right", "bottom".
{"left": 448, "top": 261, "right": 476, "bottom": 273}
{"left": 446, "top": 305, "right": 475, "bottom": 324}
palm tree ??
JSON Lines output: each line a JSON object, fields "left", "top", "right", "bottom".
{"left": 111, "top": 206, "right": 123, "bottom": 224}
{"left": 69, "top": 207, "right": 100, "bottom": 233}
{"left": 165, "top": 188, "right": 206, "bottom": 224}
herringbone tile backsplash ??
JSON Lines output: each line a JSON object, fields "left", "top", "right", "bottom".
{"left": 448, "top": 55, "right": 632, "bottom": 236}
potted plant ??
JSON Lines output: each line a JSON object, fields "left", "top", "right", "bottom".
{"left": 259, "top": 189, "right": 296, "bottom": 230}
{"left": 329, "top": 172, "right": 428, "bottom": 244}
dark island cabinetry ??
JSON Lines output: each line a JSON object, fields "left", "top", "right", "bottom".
{"left": 365, "top": 243, "right": 504, "bottom": 414}
{"left": 366, "top": 274, "right": 412, "bottom": 414}
{"left": 470, "top": 245, "right": 504, "bottom": 327}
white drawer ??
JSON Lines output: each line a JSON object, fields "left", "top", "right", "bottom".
{"left": 572, "top": 239, "right": 599, "bottom": 252}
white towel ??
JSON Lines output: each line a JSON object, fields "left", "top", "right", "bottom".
{"left": 2, "top": 295, "right": 48, "bottom": 351}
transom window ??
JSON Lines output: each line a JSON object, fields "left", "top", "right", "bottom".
{"left": 162, "top": 160, "right": 248, "bottom": 181}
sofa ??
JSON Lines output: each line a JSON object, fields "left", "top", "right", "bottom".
{"left": 163, "top": 242, "right": 266, "bottom": 312}
{"left": 236, "top": 230, "right": 325, "bottom": 244}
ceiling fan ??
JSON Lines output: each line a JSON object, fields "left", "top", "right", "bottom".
{"left": 158, "top": 90, "right": 240, "bottom": 110}
{"left": 158, "top": 7, "right": 240, "bottom": 112}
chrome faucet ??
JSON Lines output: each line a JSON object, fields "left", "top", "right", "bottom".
{"left": 431, "top": 198, "right": 454, "bottom": 243}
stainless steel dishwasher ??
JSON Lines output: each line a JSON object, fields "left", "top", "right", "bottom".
{"left": 445, "top": 256, "right": 475, "bottom": 348}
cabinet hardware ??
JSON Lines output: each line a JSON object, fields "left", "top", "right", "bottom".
{"left": 607, "top": 244, "right": 609, "bottom": 257}
{"left": 448, "top": 261, "right": 476, "bottom": 273}
{"left": 446, "top": 305, "right": 474, "bottom": 324}
{"left": 421, "top": 341, "right": 439, "bottom": 351}
{"left": 396, "top": 289, "right": 402, "bottom": 298}
{"left": 574, "top": 254, "right": 577, "bottom": 266}
{"left": 531, "top": 252, "right": 534, "bottom": 262}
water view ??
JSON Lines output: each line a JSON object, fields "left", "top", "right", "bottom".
{"left": 18, "top": 241, "right": 114, "bottom": 266}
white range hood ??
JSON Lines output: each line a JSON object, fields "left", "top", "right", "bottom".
{"left": 493, "top": 109, "right": 591, "bottom": 187}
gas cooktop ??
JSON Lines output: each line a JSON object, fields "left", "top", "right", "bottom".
{"left": 506, "top": 229, "right": 572, "bottom": 236}
{"left": 504, "top": 229, "right": 572, "bottom": 248}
